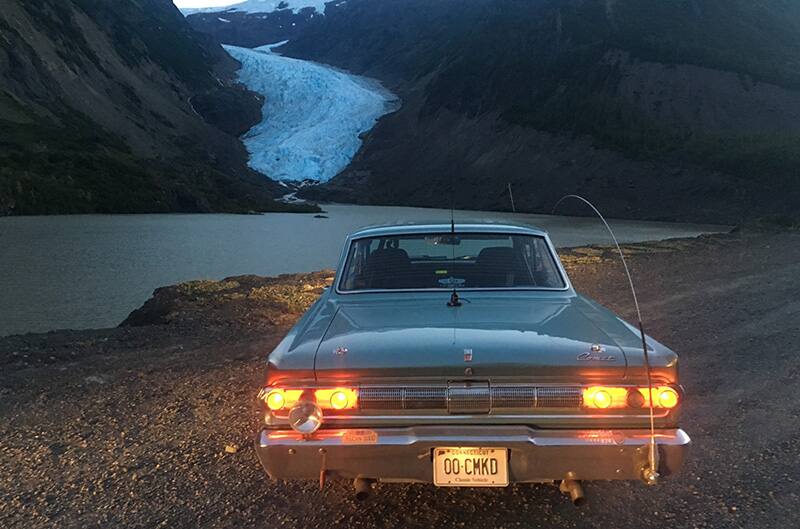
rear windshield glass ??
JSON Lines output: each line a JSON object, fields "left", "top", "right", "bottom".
{"left": 338, "top": 233, "right": 566, "bottom": 291}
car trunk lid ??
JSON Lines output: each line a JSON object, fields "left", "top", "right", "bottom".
{"left": 314, "top": 295, "right": 632, "bottom": 381}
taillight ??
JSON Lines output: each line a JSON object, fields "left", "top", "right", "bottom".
{"left": 316, "top": 388, "right": 358, "bottom": 410}
{"left": 260, "top": 387, "right": 358, "bottom": 411}
{"left": 582, "top": 385, "right": 680, "bottom": 410}
{"left": 654, "top": 387, "right": 679, "bottom": 409}
{"left": 266, "top": 390, "right": 285, "bottom": 411}
{"left": 582, "top": 386, "right": 628, "bottom": 409}
{"left": 262, "top": 389, "right": 303, "bottom": 411}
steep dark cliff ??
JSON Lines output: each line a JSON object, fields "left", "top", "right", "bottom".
{"left": 0, "top": 0, "right": 303, "bottom": 215}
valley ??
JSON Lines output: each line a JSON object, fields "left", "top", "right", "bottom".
{"left": 185, "top": 0, "right": 800, "bottom": 225}
{"left": 6, "top": 0, "right": 800, "bottom": 222}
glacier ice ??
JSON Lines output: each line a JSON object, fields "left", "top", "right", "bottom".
{"left": 224, "top": 44, "right": 398, "bottom": 182}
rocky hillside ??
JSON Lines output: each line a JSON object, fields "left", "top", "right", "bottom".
{"left": 0, "top": 0, "right": 308, "bottom": 215}
{"left": 184, "top": 2, "right": 324, "bottom": 48}
{"left": 188, "top": 0, "right": 800, "bottom": 224}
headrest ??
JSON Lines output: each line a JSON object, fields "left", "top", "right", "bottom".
{"left": 476, "top": 246, "right": 514, "bottom": 263}
{"left": 368, "top": 248, "right": 410, "bottom": 264}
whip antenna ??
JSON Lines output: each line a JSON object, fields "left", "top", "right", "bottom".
{"left": 552, "top": 194, "right": 660, "bottom": 485}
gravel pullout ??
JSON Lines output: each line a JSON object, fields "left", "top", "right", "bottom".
{"left": 1, "top": 233, "right": 798, "bottom": 528}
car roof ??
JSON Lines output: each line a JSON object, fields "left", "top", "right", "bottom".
{"left": 349, "top": 222, "right": 549, "bottom": 239}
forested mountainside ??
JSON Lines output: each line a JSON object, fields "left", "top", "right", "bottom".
{"left": 0, "top": 0, "right": 302, "bottom": 215}
{"left": 189, "top": 0, "right": 800, "bottom": 223}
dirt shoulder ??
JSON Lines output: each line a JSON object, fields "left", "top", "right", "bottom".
{"left": 1, "top": 231, "right": 798, "bottom": 528}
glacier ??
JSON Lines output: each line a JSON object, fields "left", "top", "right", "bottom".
{"left": 224, "top": 44, "right": 399, "bottom": 182}
{"left": 180, "top": 1, "right": 329, "bottom": 16}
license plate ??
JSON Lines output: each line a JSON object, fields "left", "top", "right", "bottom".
{"left": 433, "top": 447, "right": 509, "bottom": 487}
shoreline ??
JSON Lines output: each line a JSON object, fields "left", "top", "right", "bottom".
{"left": 0, "top": 208, "right": 732, "bottom": 337}
{"left": 0, "top": 231, "right": 739, "bottom": 342}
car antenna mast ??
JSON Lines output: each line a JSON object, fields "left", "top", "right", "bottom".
{"left": 447, "top": 183, "right": 461, "bottom": 307}
{"left": 552, "top": 194, "right": 660, "bottom": 486}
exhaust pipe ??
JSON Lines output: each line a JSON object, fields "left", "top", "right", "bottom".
{"left": 353, "top": 478, "right": 374, "bottom": 501}
{"left": 559, "top": 478, "right": 586, "bottom": 507}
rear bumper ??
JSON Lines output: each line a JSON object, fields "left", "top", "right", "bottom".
{"left": 255, "top": 426, "right": 690, "bottom": 483}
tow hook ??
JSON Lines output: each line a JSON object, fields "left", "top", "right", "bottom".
{"left": 642, "top": 466, "right": 660, "bottom": 486}
{"left": 637, "top": 443, "right": 661, "bottom": 486}
{"left": 353, "top": 477, "right": 374, "bottom": 500}
{"left": 559, "top": 477, "right": 586, "bottom": 507}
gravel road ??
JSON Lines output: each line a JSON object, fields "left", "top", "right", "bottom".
{"left": 1, "top": 232, "right": 798, "bottom": 528}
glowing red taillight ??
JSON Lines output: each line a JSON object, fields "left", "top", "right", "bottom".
{"left": 265, "top": 390, "right": 285, "bottom": 411}
{"left": 654, "top": 387, "right": 679, "bottom": 409}
{"left": 259, "top": 387, "right": 358, "bottom": 411}
{"left": 582, "top": 386, "right": 680, "bottom": 410}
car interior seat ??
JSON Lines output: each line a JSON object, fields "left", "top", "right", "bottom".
{"left": 364, "top": 248, "right": 412, "bottom": 289}
{"left": 473, "top": 247, "right": 516, "bottom": 287}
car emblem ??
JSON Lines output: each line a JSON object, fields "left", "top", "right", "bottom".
{"left": 463, "top": 349, "right": 473, "bottom": 362}
{"left": 577, "top": 344, "right": 616, "bottom": 361}
{"left": 333, "top": 346, "right": 348, "bottom": 356}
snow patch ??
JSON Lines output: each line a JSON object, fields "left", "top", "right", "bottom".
{"left": 224, "top": 45, "right": 399, "bottom": 182}
{"left": 276, "top": 178, "right": 319, "bottom": 203}
{"left": 181, "top": 1, "right": 328, "bottom": 16}
{"left": 253, "top": 40, "right": 289, "bottom": 53}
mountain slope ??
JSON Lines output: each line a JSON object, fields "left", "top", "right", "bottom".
{"left": 0, "top": 0, "right": 301, "bottom": 215}
{"left": 190, "top": 0, "right": 800, "bottom": 223}
{"left": 182, "top": 2, "right": 325, "bottom": 47}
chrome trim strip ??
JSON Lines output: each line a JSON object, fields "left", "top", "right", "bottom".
{"left": 260, "top": 427, "right": 691, "bottom": 447}
{"left": 264, "top": 409, "right": 674, "bottom": 428}
{"left": 335, "top": 286, "right": 572, "bottom": 295}
{"left": 348, "top": 224, "right": 550, "bottom": 240}
{"left": 318, "top": 411, "right": 672, "bottom": 422}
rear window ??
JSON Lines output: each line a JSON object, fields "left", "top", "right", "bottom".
{"left": 338, "top": 233, "right": 566, "bottom": 291}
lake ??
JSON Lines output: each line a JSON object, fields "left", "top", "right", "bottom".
{"left": 0, "top": 204, "right": 728, "bottom": 336}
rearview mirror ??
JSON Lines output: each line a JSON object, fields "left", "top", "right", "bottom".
{"left": 427, "top": 235, "right": 461, "bottom": 246}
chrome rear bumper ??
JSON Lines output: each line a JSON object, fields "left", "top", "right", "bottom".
{"left": 255, "top": 426, "right": 690, "bottom": 483}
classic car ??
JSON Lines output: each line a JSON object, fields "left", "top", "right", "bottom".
{"left": 255, "top": 222, "right": 690, "bottom": 503}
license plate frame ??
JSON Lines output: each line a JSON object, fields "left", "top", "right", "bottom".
{"left": 432, "top": 447, "right": 509, "bottom": 487}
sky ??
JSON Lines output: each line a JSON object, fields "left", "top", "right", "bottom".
{"left": 173, "top": 1, "right": 242, "bottom": 8}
